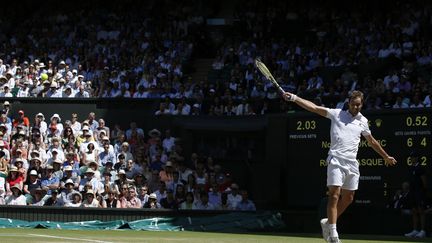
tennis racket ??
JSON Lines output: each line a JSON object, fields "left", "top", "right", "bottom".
{"left": 255, "top": 58, "right": 286, "bottom": 96}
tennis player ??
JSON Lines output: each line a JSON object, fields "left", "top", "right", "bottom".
{"left": 283, "top": 90, "right": 397, "bottom": 243}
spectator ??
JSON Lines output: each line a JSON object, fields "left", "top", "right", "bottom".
{"left": 29, "top": 187, "right": 46, "bottom": 206}
{"left": 5, "top": 166, "right": 23, "bottom": 195}
{"left": 235, "top": 190, "right": 256, "bottom": 211}
{"left": 193, "top": 191, "right": 216, "bottom": 210}
{"left": 12, "top": 110, "right": 30, "bottom": 129}
{"left": 65, "top": 192, "right": 83, "bottom": 207}
{"left": 120, "top": 186, "right": 141, "bottom": 208}
{"left": 5, "top": 184, "right": 26, "bottom": 205}
{"left": 179, "top": 192, "right": 195, "bottom": 210}
{"left": 44, "top": 189, "right": 64, "bottom": 206}
{"left": 81, "top": 190, "right": 99, "bottom": 208}
{"left": 143, "top": 193, "right": 161, "bottom": 209}
{"left": 160, "top": 189, "right": 177, "bottom": 209}
{"left": 227, "top": 183, "right": 242, "bottom": 209}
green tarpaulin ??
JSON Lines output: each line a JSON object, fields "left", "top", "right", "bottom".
{"left": 0, "top": 211, "right": 285, "bottom": 232}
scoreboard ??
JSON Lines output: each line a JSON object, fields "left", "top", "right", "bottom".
{"left": 286, "top": 108, "right": 432, "bottom": 208}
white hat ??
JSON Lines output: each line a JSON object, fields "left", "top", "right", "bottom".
{"left": 149, "top": 193, "right": 157, "bottom": 199}
{"left": 51, "top": 114, "right": 61, "bottom": 121}
{"left": 38, "top": 62, "right": 45, "bottom": 68}
{"left": 29, "top": 170, "right": 38, "bottom": 176}
{"left": 78, "top": 75, "right": 84, "bottom": 79}
{"left": 85, "top": 168, "right": 95, "bottom": 174}
{"left": 65, "top": 179, "right": 74, "bottom": 185}
{"left": 148, "top": 129, "right": 161, "bottom": 137}
{"left": 3, "top": 101, "right": 9, "bottom": 105}
{"left": 82, "top": 125, "right": 90, "bottom": 131}
{"left": 36, "top": 113, "right": 45, "bottom": 120}
{"left": 31, "top": 157, "right": 42, "bottom": 162}
{"left": 50, "top": 82, "right": 58, "bottom": 88}
{"left": 59, "top": 60, "right": 66, "bottom": 65}
{"left": 118, "top": 169, "right": 126, "bottom": 175}
{"left": 102, "top": 136, "right": 109, "bottom": 141}
{"left": 63, "top": 165, "right": 73, "bottom": 171}
{"left": 31, "top": 150, "right": 40, "bottom": 155}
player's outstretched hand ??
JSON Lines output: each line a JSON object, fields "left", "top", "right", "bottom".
{"left": 384, "top": 156, "right": 397, "bottom": 166}
{"left": 283, "top": 92, "right": 297, "bottom": 102}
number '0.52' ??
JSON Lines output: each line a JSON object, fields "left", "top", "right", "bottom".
{"left": 406, "top": 116, "right": 428, "bottom": 127}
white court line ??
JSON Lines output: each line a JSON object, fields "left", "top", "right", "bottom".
{"left": 28, "top": 233, "right": 114, "bottom": 243}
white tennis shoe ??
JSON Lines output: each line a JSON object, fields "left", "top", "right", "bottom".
{"left": 404, "top": 230, "right": 419, "bottom": 237}
{"left": 320, "top": 218, "right": 330, "bottom": 242}
{"left": 328, "top": 236, "right": 342, "bottom": 243}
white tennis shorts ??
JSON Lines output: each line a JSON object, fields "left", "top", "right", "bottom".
{"left": 326, "top": 155, "right": 360, "bottom": 191}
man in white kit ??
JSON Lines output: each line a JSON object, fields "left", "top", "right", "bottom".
{"left": 283, "top": 90, "right": 397, "bottom": 243}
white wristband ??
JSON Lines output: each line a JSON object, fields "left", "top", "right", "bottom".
{"left": 290, "top": 94, "right": 297, "bottom": 102}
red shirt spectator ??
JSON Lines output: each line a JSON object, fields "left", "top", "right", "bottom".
{"left": 12, "top": 110, "right": 30, "bottom": 128}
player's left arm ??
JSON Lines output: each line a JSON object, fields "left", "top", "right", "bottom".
{"left": 364, "top": 134, "right": 397, "bottom": 166}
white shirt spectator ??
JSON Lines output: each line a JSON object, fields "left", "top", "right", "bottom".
{"left": 133, "top": 91, "right": 148, "bottom": 98}
{"left": 162, "top": 137, "right": 175, "bottom": 153}
{"left": 17, "top": 87, "right": 30, "bottom": 97}
{"left": 5, "top": 194, "right": 27, "bottom": 205}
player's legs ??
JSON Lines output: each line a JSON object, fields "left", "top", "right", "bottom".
{"left": 337, "top": 189, "right": 355, "bottom": 218}
{"left": 327, "top": 185, "right": 341, "bottom": 224}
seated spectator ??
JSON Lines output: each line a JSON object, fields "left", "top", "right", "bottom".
{"left": 137, "top": 186, "right": 149, "bottom": 206}
{"left": 44, "top": 189, "right": 64, "bottom": 206}
{"left": 81, "top": 190, "right": 99, "bottom": 207}
{"left": 208, "top": 183, "right": 222, "bottom": 208}
{"left": 60, "top": 179, "right": 79, "bottom": 205}
{"left": 227, "top": 183, "right": 242, "bottom": 209}
{"left": 220, "top": 192, "right": 234, "bottom": 210}
{"left": 5, "top": 184, "right": 26, "bottom": 205}
{"left": 120, "top": 186, "right": 141, "bottom": 208}
{"left": 143, "top": 193, "right": 161, "bottom": 209}
{"left": 160, "top": 189, "right": 177, "bottom": 209}
{"left": 179, "top": 191, "right": 194, "bottom": 210}
{"left": 29, "top": 187, "right": 46, "bottom": 206}
{"left": 192, "top": 191, "right": 216, "bottom": 210}
{"left": 23, "top": 169, "right": 41, "bottom": 195}
{"left": 235, "top": 190, "right": 256, "bottom": 211}
{"left": 60, "top": 165, "right": 80, "bottom": 190}
{"left": 103, "top": 189, "right": 119, "bottom": 208}
{"left": 65, "top": 192, "right": 82, "bottom": 207}
{"left": 6, "top": 166, "right": 23, "bottom": 195}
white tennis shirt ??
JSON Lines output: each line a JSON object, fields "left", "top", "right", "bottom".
{"left": 325, "top": 108, "right": 371, "bottom": 161}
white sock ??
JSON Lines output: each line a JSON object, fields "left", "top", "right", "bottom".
{"left": 329, "top": 224, "right": 338, "bottom": 238}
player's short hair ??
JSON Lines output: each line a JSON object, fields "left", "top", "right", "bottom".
{"left": 349, "top": 90, "right": 364, "bottom": 103}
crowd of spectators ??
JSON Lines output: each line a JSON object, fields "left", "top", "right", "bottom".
{"left": 0, "top": 1, "right": 202, "bottom": 99}
{"left": 0, "top": 104, "right": 256, "bottom": 211}
{"left": 207, "top": 0, "right": 432, "bottom": 114}
{"left": 1, "top": 1, "right": 431, "bottom": 117}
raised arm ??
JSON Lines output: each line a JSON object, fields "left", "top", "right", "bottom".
{"left": 283, "top": 92, "right": 328, "bottom": 117}
{"left": 364, "top": 134, "right": 397, "bottom": 166}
